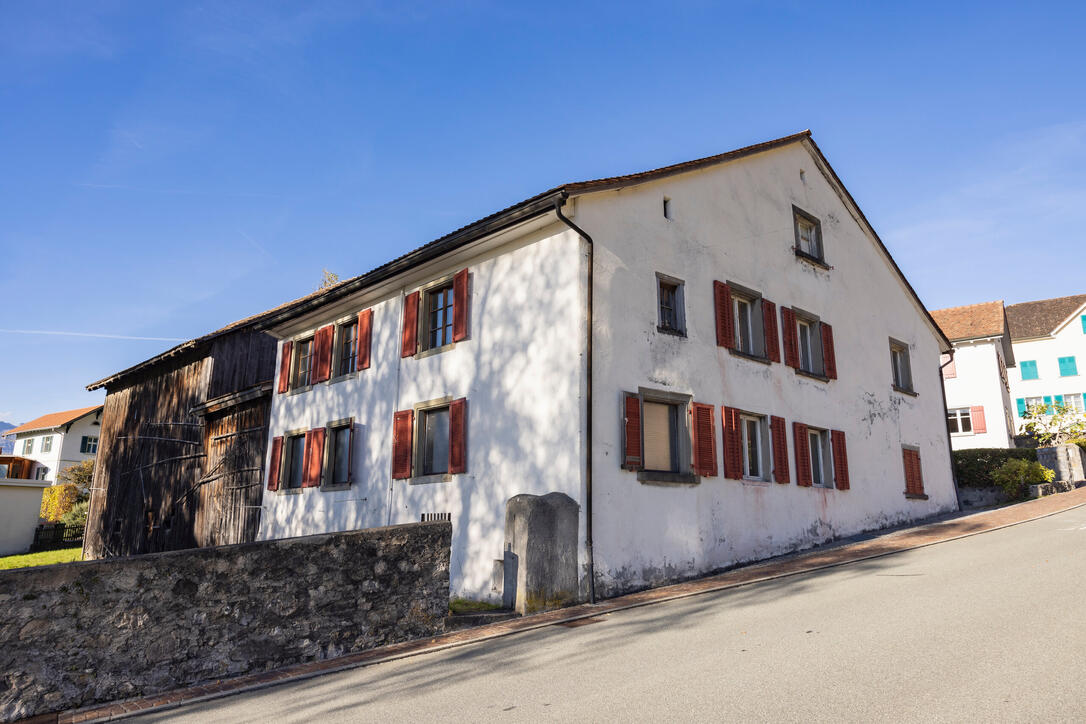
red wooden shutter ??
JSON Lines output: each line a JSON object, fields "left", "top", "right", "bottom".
{"left": 312, "top": 325, "right": 334, "bottom": 383}
{"left": 821, "top": 323, "right": 837, "bottom": 380}
{"left": 714, "top": 281, "right": 735, "bottom": 349}
{"left": 303, "top": 427, "right": 325, "bottom": 487}
{"left": 452, "top": 268, "right": 469, "bottom": 342}
{"left": 793, "top": 422, "right": 812, "bottom": 486}
{"left": 357, "top": 309, "right": 373, "bottom": 371}
{"left": 401, "top": 291, "right": 419, "bottom": 358}
{"left": 762, "top": 299, "right": 780, "bottom": 363}
{"left": 622, "top": 394, "right": 643, "bottom": 470}
{"left": 781, "top": 307, "right": 799, "bottom": 368}
{"left": 449, "top": 398, "right": 467, "bottom": 474}
{"left": 970, "top": 406, "right": 986, "bottom": 434}
{"left": 722, "top": 406, "right": 742, "bottom": 480}
{"left": 941, "top": 354, "right": 957, "bottom": 379}
{"left": 770, "top": 416, "right": 789, "bottom": 483}
{"left": 267, "top": 436, "right": 283, "bottom": 491}
{"left": 392, "top": 410, "right": 414, "bottom": 479}
{"left": 277, "top": 341, "right": 293, "bottom": 393}
{"left": 903, "top": 449, "right": 924, "bottom": 495}
{"left": 831, "top": 430, "right": 849, "bottom": 490}
{"left": 691, "top": 403, "right": 717, "bottom": 477}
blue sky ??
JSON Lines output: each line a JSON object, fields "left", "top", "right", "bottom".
{"left": 1, "top": 1, "right": 1084, "bottom": 424}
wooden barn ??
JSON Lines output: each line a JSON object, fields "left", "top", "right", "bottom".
{"left": 83, "top": 310, "right": 287, "bottom": 559}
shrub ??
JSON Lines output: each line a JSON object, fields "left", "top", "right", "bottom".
{"left": 990, "top": 458, "right": 1055, "bottom": 499}
{"left": 952, "top": 448, "right": 1037, "bottom": 488}
{"left": 39, "top": 484, "right": 81, "bottom": 522}
{"left": 60, "top": 499, "right": 89, "bottom": 528}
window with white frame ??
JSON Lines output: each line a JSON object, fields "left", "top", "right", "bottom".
{"left": 334, "top": 320, "right": 358, "bottom": 377}
{"left": 793, "top": 207, "right": 824, "bottom": 261}
{"left": 423, "top": 283, "right": 455, "bottom": 351}
{"left": 80, "top": 436, "right": 98, "bottom": 454}
{"left": 1024, "top": 396, "right": 1044, "bottom": 414}
{"left": 1062, "top": 393, "right": 1084, "bottom": 413}
{"left": 41, "top": 436, "right": 53, "bottom": 453}
{"left": 890, "top": 339, "right": 914, "bottom": 392}
{"left": 796, "top": 315, "right": 824, "bottom": 375}
{"left": 22, "top": 438, "right": 33, "bottom": 455}
{"left": 740, "top": 413, "right": 769, "bottom": 481}
{"left": 946, "top": 408, "right": 973, "bottom": 434}
{"left": 732, "top": 290, "right": 765, "bottom": 357}
{"left": 808, "top": 428, "right": 833, "bottom": 488}
{"left": 657, "top": 274, "right": 686, "bottom": 335}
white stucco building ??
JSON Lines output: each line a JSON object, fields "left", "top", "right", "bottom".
{"left": 253, "top": 132, "right": 958, "bottom": 601}
{"left": 930, "top": 301, "right": 1017, "bottom": 449}
{"left": 1006, "top": 294, "right": 1086, "bottom": 430}
{"left": 3, "top": 406, "right": 103, "bottom": 483}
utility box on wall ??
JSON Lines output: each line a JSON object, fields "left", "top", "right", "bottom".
{"left": 500, "top": 492, "right": 579, "bottom": 614}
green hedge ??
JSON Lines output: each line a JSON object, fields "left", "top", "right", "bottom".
{"left": 953, "top": 448, "right": 1038, "bottom": 488}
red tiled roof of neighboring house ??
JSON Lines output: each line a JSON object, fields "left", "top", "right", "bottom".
{"left": 4, "top": 405, "right": 103, "bottom": 436}
{"left": 929, "top": 301, "right": 1007, "bottom": 342}
{"left": 1005, "top": 294, "right": 1086, "bottom": 340}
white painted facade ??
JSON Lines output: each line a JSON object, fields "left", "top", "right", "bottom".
{"left": 941, "top": 339, "right": 1016, "bottom": 450}
{"left": 1009, "top": 304, "right": 1086, "bottom": 432}
{"left": 8, "top": 410, "right": 102, "bottom": 484}
{"left": 257, "top": 136, "right": 957, "bottom": 600}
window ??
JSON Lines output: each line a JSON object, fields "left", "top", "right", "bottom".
{"left": 656, "top": 274, "right": 686, "bottom": 335}
{"left": 903, "top": 447, "right": 925, "bottom": 497}
{"left": 1062, "top": 393, "right": 1084, "bottom": 413}
{"left": 1020, "top": 360, "right": 1039, "bottom": 380}
{"left": 41, "top": 436, "right": 53, "bottom": 453}
{"left": 0, "top": 465, "right": 7, "bottom": 479}
{"left": 1058, "top": 356, "right": 1078, "bottom": 377}
{"left": 797, "top": 319, "right": 820, "bottom": 374}
{"left": 946, "top": 408, "right": 973, "bottom": 434}
{"left": 292, "top": 337, "right": 314, "bottom": 388}
{"left": 35, "top": 467, "right": 48, "bottom": 480}
{"left": 327, "top": 422, "right": 353, "bottom": 486}
{"left": 285, "top": 434, "right": 306, "bottom": 489}
{"left": 793, "top": 207, "right": 824, "bottom": 261}
{"left": 732, "top": 293, "right": 766, "bottom": 357}
{"left": 420, "top": 406, "right": 450, "bottom": 475}
{"left": 663, "top": 197, "right": 672, "bottom": 220}
{"left": 80, "top": 436, "right": 98, "bottom": 454}
{"left": 424, "top": 283, "right": 455, "bottom": 350}
{"left": 740, "top": 414, "right": 768, "bottom": 481}
{"left": 644, "top": 401, "right": 681, "bottom": 473}
{"left": 22, "top": 438, "right": 33, "bottom": 455}
{"left": 808, "top": 428, "right": 832, "bottom": 488}
{"left": 334, "top": 321, "right": 358, "bottom": 377}
{"left": 1023, "top": 396, "right": 1044, "bottom": 415}
{"left": 890, "top": 339, "right": 913, "bottom": 392}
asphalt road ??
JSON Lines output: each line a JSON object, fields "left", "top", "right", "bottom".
{"left": 137, "top": 507, "right": 1086, "bottom": 723}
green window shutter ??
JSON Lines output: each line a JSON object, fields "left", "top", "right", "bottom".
{"left": 1081, "top": 315, "right": 1086, "bottom": 334}
{"left": 1021, "top": 360, "right": 1038, "bottom": 380}
{"left": 1055, "top": 395, "right": 1065, "bottom": 406}
{"left": 1058, "top": 356, "right": 1078, "bottom": 376}
{"left": 1043, "top": 395, "right": 1053, "bottom": 409}
{"left": 1016, "top": 398, "right": 1027, "bottom": 416}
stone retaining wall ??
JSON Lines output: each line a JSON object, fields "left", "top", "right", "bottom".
{"left": 0, "top": 522, "right": 451, "bottom": 722}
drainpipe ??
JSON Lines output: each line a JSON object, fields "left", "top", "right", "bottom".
{"left": 553, "top": 194, "right": 596, "bottom": 604}
{"left": 938, "top": 350, "right": 961, "bottom": 508}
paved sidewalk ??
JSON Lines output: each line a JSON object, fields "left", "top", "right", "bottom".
{"left": 38, "top": 487, "right": 1086, "bottom": 724}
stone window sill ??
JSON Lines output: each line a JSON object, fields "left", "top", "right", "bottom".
{"left": 729, "top": 348, "right": 772, "bottom": 365}
{"left": 414, "top": 341, "right": 458, "bottom": 361}
{"left": 410, "top": 473, "right": 454, "bottom": 485}
{"left": 656, "top": 326, "right": 687, "bottom": 338}
{"left": 794, "top": 249, "right": 832, "bottom": 270}
{"left": 893, "top": 385, "right": 919, "bottom": 397}
{"left": 795, "top": 369, "right": 830, "bottom": 383}
{"left": 320, "top": 483, "right": 352, "bottom": 492}
{"left": 905, "top": 492, "right": 929, "bottom": 500}
{"left": 637, "top": 471, "right": 699, "bottom": 486}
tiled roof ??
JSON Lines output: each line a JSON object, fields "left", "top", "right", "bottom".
{"left": 1005, "top": 294, "right": 1086, "bottom": 340}
{"left": 5, "top": 405, "right": 103, "bottom": 436}
{"left": 929, "top": 301, "right": 1006, "bottom": 342}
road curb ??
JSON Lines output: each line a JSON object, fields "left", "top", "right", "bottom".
{"left": 48, "top": 489, "right": 1086, "bottom": 723}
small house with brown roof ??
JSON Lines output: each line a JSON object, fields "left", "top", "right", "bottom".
{"left": 3, "top": 405, "right": 104, "bottom": 483}
{"left": 930, "top": 301, "right": 1017, "bottom": 449}
{"left": 1005, "top": 294, "right": 1086, "bottom": 429}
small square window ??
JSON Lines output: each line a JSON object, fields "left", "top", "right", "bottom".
{"left": 808, "top": 428, "right": 833, "bottom": 488}
{"left": 423, "top": 283, "right": 455, "bottom": 351}
{"left": 1020, "top": 360, "right": 1039, "bottom": 380}
{"left": 1058, "top": 356, "right": 1078, "bottom": 377}
{"left": 292, "top": 338, "right": 314, "bottom": 388}
{"left": 285, "top": 434, "right": 306, "bottom": 489}
{"left": 656, "top": 274, "right": 686, "bottom": 335}
{"left": 35, "top": 467, "right": 48, "bottom": 480}
{"left": 335, "top": 321, "right": 358, "bottom": 377}
{"left": 946, "top": 408, "right": 973, "bottom": 435}
{"left": 80, "top": 436, "right": 98, "bottom": 454}
{"left": 890, "top": 340, "right": 913, "bottom": 392}
{"left": 420, "top": 406, "right": 451, "bottom": 475}
{"left": 793, "top": 207, "right": 824, "bottom": 261}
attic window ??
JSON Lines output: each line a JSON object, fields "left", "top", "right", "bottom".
{"left": 663, "top": 197, "right": 672, "bottom": 220}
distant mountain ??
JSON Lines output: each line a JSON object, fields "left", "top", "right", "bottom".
{"left": 0, "top": 422, "right": 14, "bottom": 455}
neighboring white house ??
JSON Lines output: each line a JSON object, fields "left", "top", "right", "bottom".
{"left": 3, "top": 406, "right": 104, "bottom": 484}
{"left": 930, "top": 301, "right": 1017, "bottom": 450}
{"left": 252, "top": 131, "right": 958, "bottom": 601}
{"left": 1006, "top": 294, "right": 1086, "bottom": 431}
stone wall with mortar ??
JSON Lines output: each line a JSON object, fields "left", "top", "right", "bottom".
{"left": 0, "top": 521, "right": 450, "bottom": 722}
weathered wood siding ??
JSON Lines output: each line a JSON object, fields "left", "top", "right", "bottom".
{"left": 85, "top": 330, "right": 277, "bottom": 560}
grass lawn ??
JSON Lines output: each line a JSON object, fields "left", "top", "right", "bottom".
{"left": 0, "top": 546, "right": 83, "bottom": 570}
